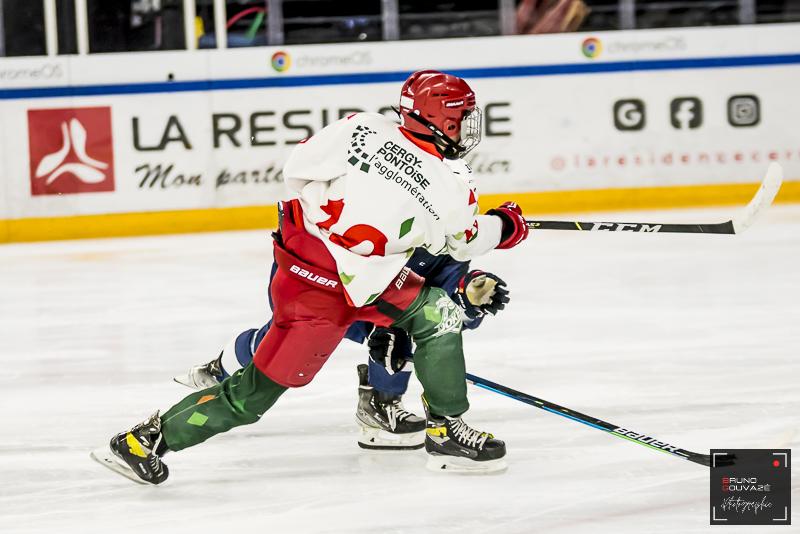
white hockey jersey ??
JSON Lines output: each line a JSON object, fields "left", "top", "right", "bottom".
{"left": 283, "top": 112, "right": 502, "bottom": 307}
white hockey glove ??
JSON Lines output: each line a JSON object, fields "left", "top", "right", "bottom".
{"left": 453, "top": 270, "right": 510, "bottom": 319}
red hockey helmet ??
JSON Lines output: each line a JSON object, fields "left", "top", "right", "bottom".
{"left": 398, "top": 70, "right": 482, "bottom": 159}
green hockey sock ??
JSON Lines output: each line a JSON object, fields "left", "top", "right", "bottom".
{"left": 160, "top": 362, "right": 287, "bottom": 451}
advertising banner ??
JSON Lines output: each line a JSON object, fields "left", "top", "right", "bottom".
{"left": 0, "top": 23, "right": 798, "bottom": 239}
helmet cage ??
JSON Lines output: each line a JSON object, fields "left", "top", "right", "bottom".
{"left": 459, "top": 107, "right": 482, "bottom": 156}
{"left": 406, "top": 106, "right": 482, "bottom": 159}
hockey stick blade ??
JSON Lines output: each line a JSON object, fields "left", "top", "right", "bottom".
{"left": 525, "top": 163, "right": 783, "bottom": 235}
{"left": 466, "top": 373, "right": 736, "bottom": 468}
{"left": 731, "top": 162, "right": 783, "bottom": 234}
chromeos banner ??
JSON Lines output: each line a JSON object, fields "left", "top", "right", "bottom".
{"left": 0, "top": 23, "right": 798, "bottom": 226}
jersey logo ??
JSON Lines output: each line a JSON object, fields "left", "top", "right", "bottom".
{"left": 424, "top": 296, "right": 463, "bottom": 338}
{"left": 348, "top": 125, "right": 376, "bottom": 173}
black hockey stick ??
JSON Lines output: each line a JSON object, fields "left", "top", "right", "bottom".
{"left": 526, "top": 163, "right": 783, "bottom": 235}
{"left": 466, "top": 372, "right": 735, "bottom": 467}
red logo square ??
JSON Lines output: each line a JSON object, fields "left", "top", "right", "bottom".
{"left": 28, "top": 107, "right": 115, "bottom": 195}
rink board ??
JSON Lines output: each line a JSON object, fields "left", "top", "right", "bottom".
{"left": 3, "top": 182, "right": 800, "bottom": 243}
{"left": 1, "top": 23, "right": 799, "bottom": 242}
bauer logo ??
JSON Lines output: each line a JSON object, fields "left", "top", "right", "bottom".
{"left": 611, "top": 428, "right": 679, "bottom": 452}
{"left": 271, "top": 51, "right": 291, "bottom": 72}
{"left": 581, "top": 37, "right": 602, "bottom": 59}
{"left": 710, "top": 449, "right": 790, "bottom": 525}
{"left": 289, "top": 264, "right": 338, "bottom": 288}
{"left": 27, "top": 107, "right": 115, "bottom": 196}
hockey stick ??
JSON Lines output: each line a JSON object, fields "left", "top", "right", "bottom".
{"left": 465, "top": 372, "right": 735, "bottom": 467}
{"left": 526, "top": 162, "right": 783, "bottom": 235}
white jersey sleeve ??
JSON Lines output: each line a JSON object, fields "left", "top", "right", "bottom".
{"left": 440, "top": 158, "right": 503, "bottom": 261}
{"left": 446, "top": 214, "right": 503, "bottom": 262}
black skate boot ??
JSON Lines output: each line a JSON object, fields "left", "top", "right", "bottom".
{"left": 91, "top": 412, "right": 170, "bottom": 485}
{"left": 423, "top": 396, "right": 507, "bottom": 473}
{"left": 174, "top": 353, "right": 225, "bottom": 390}
{"left": 355, "top": 364, "right": 425, "bottom": 450}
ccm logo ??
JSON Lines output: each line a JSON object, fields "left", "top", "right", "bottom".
{"left": 289, "top": 264, "right": 338, "bottom": 288}
{"left": 592, "top": 223, "right": 662, "bottom": 232}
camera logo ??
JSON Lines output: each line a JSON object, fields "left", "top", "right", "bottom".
{"left": 670, "top": 97, "right": 703, "bottom": 129}
{"left": 728, "top": 95, "right": 760, "bottom": 127}
{"left": 613, "top": 99, "right": 646, "bottom": 131}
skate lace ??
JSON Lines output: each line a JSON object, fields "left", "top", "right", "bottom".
{"left": 138, "top": 413, "right": 166, "bottom": 477}
{"left": 386, "top": 401, "right": 413, "bottom": 429}
{"left": 147, "top": 433, "right": 165, "bottom": 476}
{"left": 449, "top": 418, "right": 489, "bottom": 450}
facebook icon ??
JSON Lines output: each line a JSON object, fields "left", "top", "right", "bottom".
{"left": 670, "top": 97, "right": 703, "bottom": 129}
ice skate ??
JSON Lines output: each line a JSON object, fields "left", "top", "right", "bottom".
{"left": 174, "top": 353, "right": 224, "bottom": 389}
{"left": 91, "top": 412, "right": 169, "bottom": 485}
{"left": 423, "top": 396, "right": 507, "bottom": 473}
{"left": 355, "top": 364, "right": 425, "bottom": 450}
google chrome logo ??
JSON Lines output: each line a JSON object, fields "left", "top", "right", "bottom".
{"left": 581, "top": 37, "right": 602, "bottom": 59}
{"left": 271, "top": 51, "right": 291, "bottom": 72}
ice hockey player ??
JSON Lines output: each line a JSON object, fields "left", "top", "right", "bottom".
{"left": 175, "top": 249, "right": 511, "bottom": 451}
{"left": 92, "top": 69, "right": 529, "bottom": 484}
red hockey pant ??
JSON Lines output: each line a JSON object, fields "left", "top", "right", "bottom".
{"left": 253, "top": 202, "right": 423, "bottom": 388}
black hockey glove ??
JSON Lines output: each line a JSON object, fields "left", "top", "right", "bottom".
{"left": 453, "top": 270, "right": 510, "bottom": 319}
{"left": 367, "top": 327, "right": 412, "bottom": 375}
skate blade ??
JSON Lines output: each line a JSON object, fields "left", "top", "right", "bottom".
{"left": 173, "top": 375, "right": 198, "bottom": 389}
{"left": 425, "top": 454, "right": 508, "bottom": 474}
{"left": 358, "top": 441, "right": 424, "bottom": 451}
{"left": 90, "top": 446, "right": 154, "bottom": 486}
{"left": 173, "top": 372, "right": 220, "bottom": 391}
{"left": 357, "top": 421, "right": 424, "bottom": 450}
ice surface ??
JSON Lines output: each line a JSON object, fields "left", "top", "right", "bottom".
{"left": 0, "top": 206, "right": 797, "bottom": 533}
